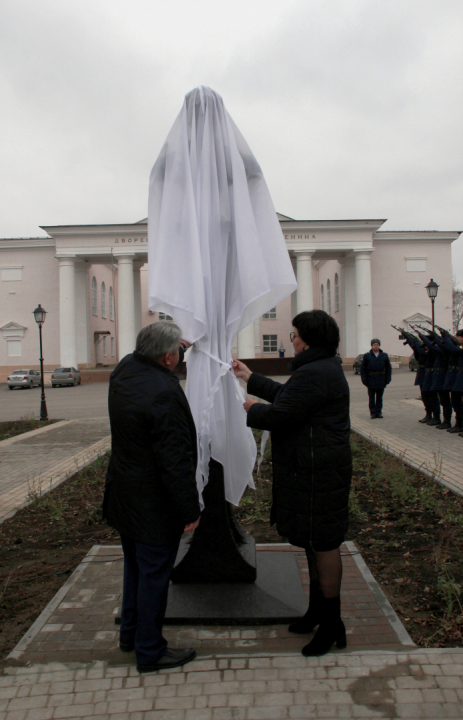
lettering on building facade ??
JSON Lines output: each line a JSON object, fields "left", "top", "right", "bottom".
{"left": 114, "top": 237, "right": 147, "bottom": 244}
{"left": 284, "top": 234, "right": 316, "bottom": 240}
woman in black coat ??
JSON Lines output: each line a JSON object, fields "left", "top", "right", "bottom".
{"left": 233, "top": 310, "right": 352, "bottom": 656}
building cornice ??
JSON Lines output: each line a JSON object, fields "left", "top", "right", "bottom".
{"left": 40, "top": 224, "right": 148, "bottom": 238}
{"left": 374, "top": 231, "right": 461, "bottom": 242}
{"left": 281, "top": 219, "right": 387, "bottom": 232}
{"left": 0, "top": 238, "right": 55, "bottom": 249}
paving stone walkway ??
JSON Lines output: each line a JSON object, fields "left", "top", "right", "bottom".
{"left": 2, "top": 650, "right": 463, "bottom": 719}
{"left": 8, "top": 543, "right": 412, "bottom": 667}
{"left": 348, "top": 372, "right": 463, "bottom": 497}
{"left": 0, "top": 419, "right": 110, "bottom": 524}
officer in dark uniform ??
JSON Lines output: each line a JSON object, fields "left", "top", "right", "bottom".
{"left": 420, "top": 341, "right": 440, "bottom": 426}
{"left": 403, "top": 333, "right": 429, "bottom": 423}
{"left": 421, "top": 332, "right": 452, "bottom": 429}
{"left": 360, "top": 338, "right": 392, "bottom": 419}
{"left": 443, "top": 329, "right": 463, "bottom": 433}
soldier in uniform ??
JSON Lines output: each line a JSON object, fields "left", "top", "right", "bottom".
{"left": 421, "top": 332, "right": 452, "bottom": 429}
{"left": 360, "top": 339, "right": 392, "bottom": 419}
{"left": 403, "top": 333, "right": 429, "bottom": 423}
{"left": 443, "top": 329, "right": 463, "bottom": 434}
{"left": 420, "top": 339, "right": 440, "bottom": 426}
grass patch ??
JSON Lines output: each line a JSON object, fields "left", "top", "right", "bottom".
{"left": 0, "top": 418, "right": 58, "bottom": 441}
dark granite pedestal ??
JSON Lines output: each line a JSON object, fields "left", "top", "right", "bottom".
{"left": 165, "top": 550, "right": 306, "bottom": 625}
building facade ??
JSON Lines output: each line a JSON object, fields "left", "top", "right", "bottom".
{"left": 0, "top": 213, "right": 459, "bottom": 381}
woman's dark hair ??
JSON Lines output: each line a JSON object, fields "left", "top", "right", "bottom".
{"left": 292, "top": 310, "right": 340, "bottom": 350}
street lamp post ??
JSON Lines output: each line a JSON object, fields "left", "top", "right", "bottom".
{"left": 33, "top": 304, "right": 48, "bottom": 422}
{"left": 425, "top": 279, "right": 439, "bottom": 332}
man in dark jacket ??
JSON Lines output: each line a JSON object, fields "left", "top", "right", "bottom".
{"left": 103, "top": 321, "right": 201, "bottom": 673}
{"left": 360, "top": 339, "right": 392, "bottom": 419}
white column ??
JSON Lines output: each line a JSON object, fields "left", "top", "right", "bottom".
{"left": 58, "top": 257, "right": 78, "bottom": 368}
{"left": 237, "top": 322, "right": 255, "bottom": 358}
{"left": 75, "top": 262, "right": 90, "bottom": 366}
{"left": 341, "top": 256, "right": 357, "bottom": 358}
{"left": 133, "top": 263, "right": 143, "bottom": 336}
{"left": 117, "top": 255, "right": 136, "bottom": 359}
{"left": 295, "top": 251, "right": 315, "bottom": 313}
{"left": 354, "top": 250, "right": 374, "bottom": 355}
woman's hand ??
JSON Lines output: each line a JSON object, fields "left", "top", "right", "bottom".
{"left": 184, "top": 516, "right": 200, "bottom": 533}
{"left": 243, "top": 398, "right": 258, "bottom": 413}
{"left": 232, "top": 360, "right": 252, "bottom": 382}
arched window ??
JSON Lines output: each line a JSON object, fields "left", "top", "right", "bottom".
{"left": 101, "top": 282, "right": 106, "bottom": 318}
{"left": 92, "top": 277, "right": 97, "bottom": 316}
{"left": 327, "top": 279, "right": 332, "bottom": 315}
{"left": 335, "top": 273, "right": 340, "bottom": 312}
{"left": 320, "top": 284, "right": 325, "bottom": 310}
{"left": 109, "top": 286, "right": 114, "bottom": 321}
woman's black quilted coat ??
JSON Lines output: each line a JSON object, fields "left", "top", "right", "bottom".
{"left": 246, "top": 348, "right": 352, "bottom": 550}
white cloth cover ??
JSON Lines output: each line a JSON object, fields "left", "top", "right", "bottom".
{"left": 148, "top": 86, "right": 297, "bottom": 506}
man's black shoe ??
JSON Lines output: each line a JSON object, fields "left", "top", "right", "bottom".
{"left": 370, "top": 414, "right": 377, "bottom": 419}
{"left": 447, "top": 425, "right": 463, "bottom": 434}
{"left": 436, "top": 421, "right": 451, "bottom": 430}
{"left": 427, "top": 418, "right": 441, "bottom": 426}
{"left": 137, "top": 648, "right": 196, "bottom": 673}
{"left": 376, "top": 413, "right": 383, "bottom": 418}
{"left": 119, "top": 639, "right": 135, "bottom": 652}
{"left": 419, "top": 414, "right": 432, "bottom": 423}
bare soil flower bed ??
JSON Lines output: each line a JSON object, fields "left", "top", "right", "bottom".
{"left": 0, "top": 419, "right": 58, "bottom": 441}
{"left": 1, "top": 432, "right": 462, "bottom": 663}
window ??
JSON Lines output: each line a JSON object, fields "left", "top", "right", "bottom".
{"left": 109, "top": 286, "right": 114, "bottom": 320}
{"left": 7, "top": 340, "right": 21, "bottom": 356}
{"left": 111, "top": 337, "right": 115, "bottom": 356}
{"left": 92, "top": 277, "right": 97, "bottom": 315}
{"left": 1, "top": 266, "right": 22, "bottom": 282}
{"left": 263, "top": 307, "right": 277, "bottom": 319}
{"left": 335, "top": 274, "right": 340, "bottom": 312}
{"left": 320, "top": 284, "right": 324, "bottom": 311}
{"left": 406, "top": 257, "right": 427, "bottom": 272}
{"left": 159, "top": 313, "right": 173, "bottom": 321}
{"left": 263, "top": 334, "right": 278, "bottom": 353}
{"left": 101, "top": 282, "right": 106, "bottom": 318}
{"left": 327, "top": 279, "right": 332, "bottom": 315}
{"left": 102, "top": 336, "right": 107, "bottom": 356}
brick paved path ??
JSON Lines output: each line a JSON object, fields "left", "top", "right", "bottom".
{"left": 2, "top": 650, "right": 463, "bottom": 719}
{"left": 0, "top": 419, "right": 110, "bottom": 524}
{"left": 8, "top": 544, "right": 412, "bottom": 667}
{"left": 347, "top": 370, "right": 463, "bottom": 496}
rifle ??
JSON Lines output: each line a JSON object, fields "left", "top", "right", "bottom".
{"left": 425, "top": 321, "right": 461, "bottom": 345}
{"left": 391, "top": 325, "right": 421, "bottom": 346}
{"left": 410, "top": 324, "right": 434, "bottom": 342}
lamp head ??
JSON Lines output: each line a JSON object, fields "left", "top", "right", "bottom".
{"left": 426, "top": 279, "right": 439, "bottom": 299}
{"left": 33, "top": 304, "right": 47, "bottom": 326}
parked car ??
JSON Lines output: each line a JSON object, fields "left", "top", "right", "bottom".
{"left": 353, "top": 354, "right": 364, "bottom": 374}
{"left": 7, "top": 369, "right": 42, "bottom": 390}
{"left": 51, "top": 367, "right": 81, "bottom": 387}
{"left": 409, "top": 354, "right": 418, "bottom": 372}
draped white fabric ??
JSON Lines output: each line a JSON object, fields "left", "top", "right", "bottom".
{"left": 147, "top": 86, "right": 297, "bottom": 506}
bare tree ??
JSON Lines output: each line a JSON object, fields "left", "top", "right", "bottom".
{"left": 453, "top": 274, "right": 463, "bottom": 332}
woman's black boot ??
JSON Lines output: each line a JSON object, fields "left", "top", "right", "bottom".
{"left": 301, "top": 595, "right": 346, "bottom": 657}
{"left": 288, "top": 580, "right": 322, "bottom": 634}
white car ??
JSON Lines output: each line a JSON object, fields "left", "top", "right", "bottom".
{"left": 51, "top": 367, "right": 81, "bottom": 387}
{"left": 7, "top": 369, "right": 42, "bottom": 390}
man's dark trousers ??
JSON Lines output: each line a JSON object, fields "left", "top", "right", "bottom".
{"left": 120, "top": 535, "right": 179, "bottom": 666}
{"left": 368, "top": 388, "right": 384, "bottom": 416}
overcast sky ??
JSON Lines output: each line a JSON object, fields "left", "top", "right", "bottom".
{"left": 1, "top": 0, "right": 463, "bottom": 281}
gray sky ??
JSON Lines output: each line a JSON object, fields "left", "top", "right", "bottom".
{"left": 1, "top": 0, "right": 463, "bottom": 280}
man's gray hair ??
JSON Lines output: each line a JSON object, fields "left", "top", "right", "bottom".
{"left": 136, "top": 321, "right": 182, "bottom": 360}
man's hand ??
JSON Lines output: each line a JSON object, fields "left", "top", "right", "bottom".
{"left": 244, "top": 398, "right": 258, "bottom": 413}
{"left": 184, "top": 516, "right": 200, "bottom": 533}
{"left": 180, "top": 340, "right": 192, "bottom": 349}
{"left": 232, "top": 360, "right": 252, "bottom": 382}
